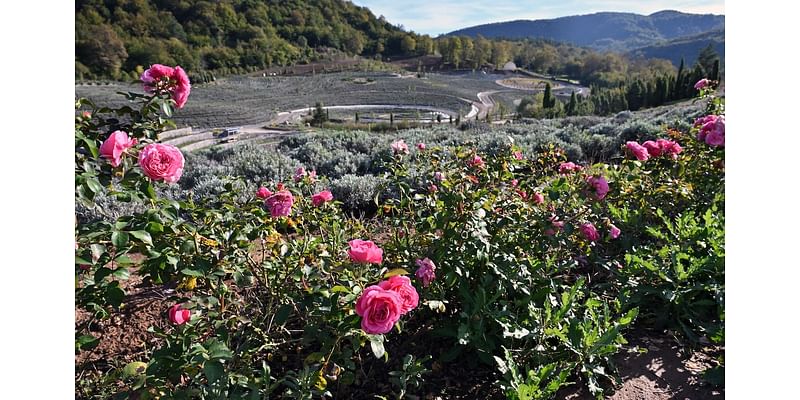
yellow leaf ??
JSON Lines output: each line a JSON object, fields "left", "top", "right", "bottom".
{"left": 314, "top": 370, "right": 327, "bottom": 390}
{"left": 384, "top": 268, "right": 409, "bottom": 278}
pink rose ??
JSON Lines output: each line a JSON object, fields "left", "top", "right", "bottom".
{"left": 532, "top": 192, "right": 544, "bottom": 204}
{"left": 469, "top": 155, "right": 484, "bottom": 168}
{"left": 511, "top": 179, "right": 519, "bottom": 187}
{"left": 625, "top": 141, "right": 650, "bottom": 161}
{"left": 558, "top": 162, "right": 581, "bottom": 174}
{"left": 138, "top": 143, "right": 184, "bottom": 183}
{"left": 513, "top": 151, "right": 523, "bottom": 160}
{"left": 545, "top": 216, "right": 565, "bottom": 236}
{"left": 348, "top": 239, "right": 383, "bottom": 264}
{"left": 256, "top": 187, "right": 271, "bottom": 199}
{"left": 378, "top": 275, "right": 419, "bottom": 315}
{"left": 428, "top": 184, "right": 438, "bottom": 193}
{"left": 265, "top": 190, "right": 294, "bottom": 217}
{"left": 580, "top": 223, "right": 600, "bottom": 242}
{"left": 99, "top": 130, "right": 137, "bottom": 167}
{"left": 695, "top": 115, "right": 724, "bottom": 147}
{"left": 355, "top": 285, "right": 403, "bottom": 334}
{"left": 415, "top": 258, "right": 436, "bottom": 287}
{"left": 391, "top": 140, "right": 409, "bottom": 155}
{"left": 656, "top": 139, "right": 682, "bottom": 159}
{"left": 642, "top": 141, "right": 661, "bottom": 157}
{"left": 586, "top": 175, "right": 609, "bottom": 200}
{"left": 694, "top": 78, "right": 710, "bottom": 90}
{"left": 294, "top": 167, "right": 306, "bottom": 182}
{"left": 417, "top": 143, "right": 426, "bottom": 151}
{"left": 311, "top": 190, "right": 333, "bottom": 207}
{"left": 516, "top": 189, "right": 528, "bottom": 200}
{"left": 168, "top": 304, "right": 191, "bottom": 325}
{"left": 609, "top": 224, "right": 621, "bottom": 239}
{"left": 141, "top": 64, "right": 191, "bottom": 108}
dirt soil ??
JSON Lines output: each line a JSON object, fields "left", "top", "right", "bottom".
{"left": 557, "top": 332, "right": 724, "bottom": 400}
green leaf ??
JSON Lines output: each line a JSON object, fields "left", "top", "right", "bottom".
{"left": 181, "top": 268, "right": 205, "bottom": 277}
{"left": 383, "top": 268, "right": 409, "bottom": 278}
{"left": 86, "top": 177, "right": 103, "bottom": 194}
{"left": 331, "top": 285, "right": 350, "bottom": 293}
{"left": 77, "top": 335, "right": 99, "bottom": 350}
{"left": 207, "top": 340, "right": 233, "bottom": 360}
{"left": 369, "top": 335, "right": 385, "bottom": 359}
{"left": 111, "top": 231, "right": 129, "bottom": 248}
{"left": 129, "top": 230, "right": 153, "bottom": 246}
{"left": 161, "top": 101, "right": 173, "bottom": 117}
{"left": 273, "top": 304, "right": 293, "bottom": 326}
{"left": 123, "top": 361, "right": 148, "bottom": 378}
{"left": 112, "top": 268, "right": 130, "bottom": 280}
{"left": 90, "top": 244, "right": 106, "bottom": 261}
{"left": 204, "top": 360, "right": 224, "bottom": 383}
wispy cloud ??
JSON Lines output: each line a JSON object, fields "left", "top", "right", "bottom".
{"left": 352, "top": 0, "right": 725, "bottom": 35}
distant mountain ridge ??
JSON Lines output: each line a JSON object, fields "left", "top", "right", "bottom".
{"left": 446, "top": 10, "right": 724, "bottom": 54}
{"left": 628, "top": 28, "right": 724, "bottom": 67}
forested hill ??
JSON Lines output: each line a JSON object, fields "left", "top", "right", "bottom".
{"left": 446, "top": 10, "right": 724, "bottom": 53}
{"left": 628, "top": 29, "right": 724, "bottom": 68}
{"left": 75, "top": 0, "right": 435, "bottom": 80}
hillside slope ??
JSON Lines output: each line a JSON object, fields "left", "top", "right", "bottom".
{"left": 75, "top": 0, "right": 433, "bottom": 80}
{"left": 627, "top": 29, "right": 725, "bottom": 67}
{"left": 446, "top": 10, "right": 724, "bottom": 52}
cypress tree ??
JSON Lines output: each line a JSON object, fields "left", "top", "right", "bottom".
{"left": 673, "top": 58, "right": 685, "bottom": 100}
{"left": 567, "top": 92, "right": 577, "bottom": 116}
{"left": 543, "top": 83, "right": 554, "bottom": 108}
{"left": 712, "top": 59, "right": 720, "bottom": 82}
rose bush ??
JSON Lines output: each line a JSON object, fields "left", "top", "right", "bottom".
{"left": 76, "top": 70, "right": 724, "bottom": 399}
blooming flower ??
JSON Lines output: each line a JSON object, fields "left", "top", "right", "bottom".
{"left": 348, "top": 239, "right": 383, "bottom": 264}
{"left": 656, "top": 139, "right": 682, "bottom": 159}
{"left": 513, "top": 151, "right": 523, "bottom": 160}
{"left": 545, "top": 215, "right": 565, "bottom": 236}
{"left": 642, "top": 141, "right": 661, "bottom": 157}
{"left": 417, "top": 143, "right": 426, "bottom": 151}
{"left": 625, "top": 141, "right": 650, "bottom": 161}
{"left": 294, "top": 167, "right": 306, "bottom": 182}
{"left": 433, "top": 172, "right": 445, "bottom": 182}
{"left": 141, "top": 64, "right": 191, "bottom": 108}
{"left": 532, "top": 192, "right": 544, "bottom": 204}
{"left": 428, "top": 184, "right": 438, "bottom": 193}
{"left": 391, "top": 139, "right": 409, "bottom": 155}
{"left": 378, "top": 275, "right": 419, "bottom": 315}
{"left": 609, "top": 224, "right": 621, "bottom": 239}
{"left": 558, "top": 162, "right": 581, "bottom": 174}
{"left": 469, "top": 155, "right": 484, "bottom": 168}
{"left": 265, "top": 190, "right": 294, "bottom": 217}
{"left": 138, "top": 143, "right": 184, "bottom": 183}
{"left": 586, "top": 175, "right": 610, "bottom": 200}
{"left": 99, "top": 130, "right": 137, "bottom": 167}
{"left": 256, "top": 187, "right": 272, "bottom": 199}
{"left": 415, "top": 258, "right": 436, "bottom": 287}
{"left": 355, "top": 286, "right": 403, "bottom": 334}
{"left": 168, "top": 304, "right": 191, "bottom": 325}
{"left": 311, "top": 190, "right": 333, "bottom": 207}
{"left": 694, "top": 78, "right": 710, "bottom": 90}
{"left": 580, "top": 223, "right": 600, "bottom": 242}
{"left": 511, "top": 179, "right": 519, "bottom": 187}
{"left": 695, "top": 115, "right": 725, "bottom": 147}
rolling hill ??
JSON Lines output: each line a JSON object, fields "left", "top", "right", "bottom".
{"left": 446, "top": 10, "right": 724, "bottom": 54}
{"left": 627, "top": 28, "right": 724, "bottom": 67}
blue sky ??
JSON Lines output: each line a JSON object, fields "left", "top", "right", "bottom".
{"left": 351, "top": 0, "right": 725, "bottom": 36}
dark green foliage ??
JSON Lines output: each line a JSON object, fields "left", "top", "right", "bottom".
{"left": 75, "top": 0, "right": 436, "bottom": 79}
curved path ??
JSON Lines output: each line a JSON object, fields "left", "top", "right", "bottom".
{"left": 163, "top": 79, "right": 526, "bottom": 152}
